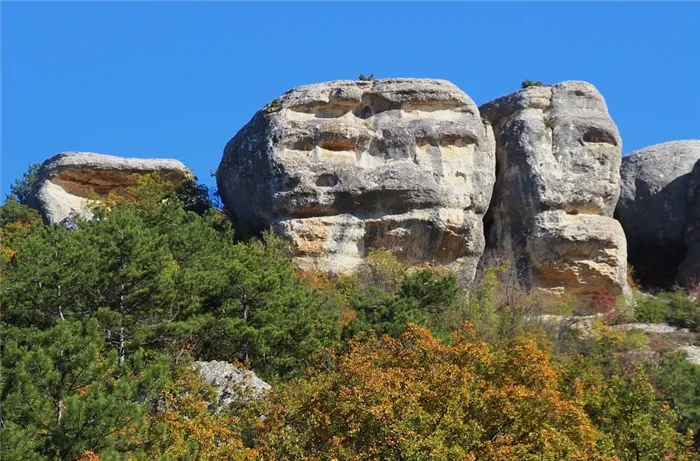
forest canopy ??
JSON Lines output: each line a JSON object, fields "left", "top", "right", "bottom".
{"left": 1, "top": 167, "right": 699, "bottom": 460}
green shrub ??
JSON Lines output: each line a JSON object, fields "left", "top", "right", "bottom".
{"left": 399, "top": 269, "right": 459, "bottom": 315}
{"left": 345, "top": 268, "right": 459, "bottom": 340}
{"left": 356, "top": 248, "right": 406, "bottom": 294}
{"left": 654, "top": 351, "right": 700, "bottom": 448}
{"left": 632, "top": 288, "right": 700, "bottom": 331}
{"left": 634, "top": 293, "right": 668, "bottom": 323}
{"left": 345, "top": 289, "right": 428, "bottom": 338}
{"left": 658, "top": 287, "right": 700, "bottom": 331}
{"left": 521, "top": 79, "right": 544, "bottom": 88}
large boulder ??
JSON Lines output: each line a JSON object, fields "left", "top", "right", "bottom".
{"left": 616, "top": 141, "right": 700, "bottom": 287}
{"left": 194, "top": 360, "right": 270, "bottom": 407}
{"left": 480, "top": 81, "right": 629, "bottom": 296}
{"left": 676, "top": 153, "right": 700, "bottom": 285}
{"left": 27, "top": 152, "right": 190, "bottom": 224}
{"left": 217, "top": 78, "right": 496, "bottom": 279}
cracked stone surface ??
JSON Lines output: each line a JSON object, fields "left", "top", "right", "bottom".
{"left": 217, "top": 78, "right": 496, "bottom": 280}
{"left": 195, "top": 360, "right": 271, "bottom": 406}
{"left": 480, "top": 81, "right": 629, "bottom": 296}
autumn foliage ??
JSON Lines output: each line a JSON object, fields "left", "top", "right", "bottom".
{"left": 256, "top": 324, "right": 608, "bottom": 460}
{"left": 143, "top": 369, "right": 257, "bottom": 460}
{"left": 2, "top": 165, "right": 698, "bottom": 460}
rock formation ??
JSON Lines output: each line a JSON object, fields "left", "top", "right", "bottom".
{"left": 194, "top": 360, "right": 271, "bottom": 407}
{"left": 27, "top": 152, "right": 190, "bottom": 225}
{"left": 26, "top": 79, "right": 646, "bottom": 297}
{"left": 617, "top": 141, "right": 700, "bottom": 286}
{"left": 679, "top": 157, "right": 700, "bottom": 285}
{"left": 615, "top": 141, "right": 700, "bottom": 285}
{"left": 217, "top": 78, "right": 496, "bottom": 279}
{"left": 480, "top": 81, "right": 629, "bottom": 296}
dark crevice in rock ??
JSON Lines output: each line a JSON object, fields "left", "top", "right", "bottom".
{"left": 357, "top": 105, "right": 374, "bottom": 119}
{"left": 315, "top": 173, "right": 339, "bottom": 187}
{"left": 582, "top": 126, "right": 618, "bottom": 146}
{"left": 282, "top": 176, "right": 300, "bottom": 192}
{"left": 627, "top": 241, "right": 686, "bottom": 289}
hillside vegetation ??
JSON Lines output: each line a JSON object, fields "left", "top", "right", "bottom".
{"left": 1, "top": 168, "right": 699, "bottom": 460}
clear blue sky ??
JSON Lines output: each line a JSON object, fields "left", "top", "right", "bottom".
{"left": 2, "top": 2, "right": 698, "bottom": 199}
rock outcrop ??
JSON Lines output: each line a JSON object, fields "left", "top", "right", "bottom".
{"left": 194, "top": 360, "right": 271, "bottom": 407}
{"left": 616, "top": 141, "right": 700, "bottom": 286}
{"left": 27, "top": 152, "right": 190, "bottom": 224}
{"left": 675, "top": 148, "right": 700, "bottom": 285}
{"left": 217, "top": 78, "right": 496, "bottom": 279}
{"left": 480, "top": 81, "right": 629, "bottom": 296}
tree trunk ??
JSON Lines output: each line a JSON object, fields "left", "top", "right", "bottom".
{"left": 58, "top": 284, "right": 65, "bottom": 321}
{"left": 119, "top": 286, "right": 126, "bottom": 365}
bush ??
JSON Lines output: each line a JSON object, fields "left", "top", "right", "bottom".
{"left": 254, "top": 324, "right": 694, "bottom": 459}
{"left": 590, "top": 289, "right": 620, "bottom": 324}
{"left": 355, "top": 248, "right": 406, "bottom": 294}
{"left": 344, "top": 268, "right": 460, "bottom": 339}
{"left": 658, "top": 287, "right": 700, "bottom": 331}
{"left": 630, "top": 287, "right": 700, "bottom": 331}
{"left": 255, "top": 324, "right": 605, "bottom": 459}
{"left": 521, "top": 79, "right": 544, "bottom": 88}
{"left": 634, "top": 293, "right": 667, "bottom": 323}
{"left": 654, "top": 351, "right": 700, "bottom": 449}
{"left": 102, "top": 171, "right": 212, "bottom": 214}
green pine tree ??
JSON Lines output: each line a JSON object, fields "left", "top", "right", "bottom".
{"left": 81, "top": 204, "right": 179, "bottom": 364}
{"left": 1, "top": 223, "right": 97, "bottom": 329}
{"left": 0, "top": 318, "right": 167, "bottom": 460}
{"left": 8, "top": 162, "right": 41, "bottom": 205}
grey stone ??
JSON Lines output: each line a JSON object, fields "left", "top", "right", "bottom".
{"left": 612, "top": 323, "right": 689, "bottom": 334}
{"left": 678, "top": 154, "right": 700, "bottom": 284}
{"left": 58, "top": 212, "right": 82, "bottom": 231}
{"left": 681, "top": 345, "right": 700, "bottom": 365}
{"left": 194, "top": 360, "right": 270, "bottom": 407}
{"left": 481, "top": 81, "right": 628, "bottom": 296}
{"left": 616, "top": 140, "right": 700, "bottom": 286}
{"left": 27, "top": 152, "right": 190, "bottom": 224}
{"left": 217, "top": 78, "right": 496, "bottom": 280}
{"left": 526, "top": 211, "right": 628, "bottom": 295}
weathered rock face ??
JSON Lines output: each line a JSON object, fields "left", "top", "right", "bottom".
{"left": 480, "top": 81, "right": 629, "bottom": 296}
{"left": 526, "top": 212, "right": 628, "bottom": 296}
{"left": 680, "top": 159, "right": 700, "bottom": 284}
{"left": 616, "top": 141, "right": 700, "bottom": 287}
{"left": 194, "top": 361, "right": 271, "bottom": 407}
{"left": 217, "top": 79, "right": 496, "bottom": 278}
{"left": 28, "top": 152, "right": 190, "bottom": 224}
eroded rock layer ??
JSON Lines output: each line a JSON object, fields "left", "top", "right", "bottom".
{"left": 616, "top": 140, "right": 700, "bottom": 287}
{"left": 28, "top": 152, "right": 190, "bottom": 224}
{"left": 217, "top": 78, "right": 496, "bottom": 278}
{"left": 480, "top": 81, "right": 629, "bottom": 296}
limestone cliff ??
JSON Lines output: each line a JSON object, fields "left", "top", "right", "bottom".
{"left": 28, "top": 152, "right": 190, "bottom": 225}
{"left": 480, "top": 81, "right": 629, "bottom": 296}
{"left": 217, "top": 78, "right": 496, "bottom": 280}
{"left": 28, "top": 79, "right": 670, "bottom": 298}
